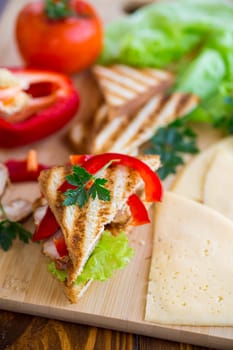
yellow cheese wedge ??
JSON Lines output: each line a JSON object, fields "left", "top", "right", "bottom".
{"left": 172, "top": 136, "right": 233, "bottom": 202}
{"left": 204, "top": 149, "right": 233, "bottom": 222}
{"left": 145, "top": 192, "right": 233, "bottom": 325}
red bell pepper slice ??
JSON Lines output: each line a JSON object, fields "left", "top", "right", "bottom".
{"left": 54, "top": 236, "right": 68, "bottom": 257}
{"left": 0, "top": 68, "right": 79, "bottom": 148}
{"left": 127, "top": 194, "right": 150, "bottom": 226}
{"left": 5, "top": 149, "right": 48, "bottom": 182}
{"left": 82, "top": 153, "right": 163, "bottom": 202}
{"left": 32, "top": 207, "right": 60, "bottom": 241}
{"left": 5, "top": 159, "right": 47, "bottom": 182}
{"left": 68, "top": 153, "right": 162, "bottom": 202}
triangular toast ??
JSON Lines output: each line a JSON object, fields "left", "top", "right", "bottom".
{"left": 38, "top": 155, "right": 160, "bottom": 302}
{"left": 90, "top": 92, "right": 199, "bottom": 155}
{"left": 92, "top": 64, "right": 174, "bottom": 118}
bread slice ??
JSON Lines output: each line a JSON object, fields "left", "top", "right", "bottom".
{"left": 38, "top": 155, "right": 160, "bottom": 302}
{"left": 90, "top": 92, "right": 199, "bottom": 155}
{"left": 92, "top": 64, "right": 174, "bottom": 118}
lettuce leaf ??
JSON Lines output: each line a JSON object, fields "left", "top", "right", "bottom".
{"left": 175, "top": 48, "right": 226, "bottom": 99}
{"left": 48, "top": 231, "right": 134, "bottom": 285}
{"left": 100, "top": 0, "right": 233, "bottom": 65}
{"left": 99, "top": 0, "right": 233, "bottom": 100}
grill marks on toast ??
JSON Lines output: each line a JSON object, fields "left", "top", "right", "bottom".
{"left": 66, "top": 163, "right": 147, "bottom": 283}
{"left": 91, "top": 93, "right": 199, "bottom": 155}
{"left": 93, "top": 64, "right": 174, "bottom": 118}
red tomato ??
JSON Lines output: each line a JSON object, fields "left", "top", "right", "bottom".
{"left": 15, "top": 0, "right": 103, "bottom": 74}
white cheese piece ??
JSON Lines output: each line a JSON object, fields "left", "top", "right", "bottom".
{"left": 145, "top": 192, "right": 233, "bottom": 325}
{"left": 172, "top": 136, "right": 233, "bottom": 202}
{"left": 204, "top": 149, "right": 233, "bottom": 222}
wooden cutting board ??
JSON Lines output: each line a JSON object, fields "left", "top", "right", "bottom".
{"left": 0, "top": 1, "right": 233, "bottom": 349}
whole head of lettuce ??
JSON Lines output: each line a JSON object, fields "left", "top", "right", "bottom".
{"left": 48, "top": 230, "right": 134, "bottom": 285}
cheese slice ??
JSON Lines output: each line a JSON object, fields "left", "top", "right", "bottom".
{"left": 172, "top": 136, "right": 233, "bottom": 202}
{"left": 92, "top": 64, "right": 174, "bottom": 118}
{"left": 145, "top": 192, "right": 233, "bottom": 325}
{"left": 204, "top": 148, "right": 233, "bottom": 222}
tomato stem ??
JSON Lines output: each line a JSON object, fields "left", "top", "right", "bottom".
{"left": 45, "top": 0, "right": 74, "bottom": 20}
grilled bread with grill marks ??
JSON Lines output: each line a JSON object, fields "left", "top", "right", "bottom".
{"left": 70, "top": 92, "right": 198, "bottom": 155}
{"left": 38, "top": 155, "right": 160, "bottom": 302}
{"left": 92, "top": 64, "right": 174, "bottom": 118}
{"left": 91, "top": 92, "right": 199, "bottom": 155}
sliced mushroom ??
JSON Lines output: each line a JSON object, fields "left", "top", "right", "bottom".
{"left": 0, "top": 199, "right": 33, "bottom": 222}
{"left": 0, "top": 163, "right": 9, "bottom": 198}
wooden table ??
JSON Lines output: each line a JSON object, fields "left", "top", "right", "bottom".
{"left": 0, "top": 310, "right": 214, "bottom": 350}
{"left": 0, "top": 1, "right": 225, "bottom": 349}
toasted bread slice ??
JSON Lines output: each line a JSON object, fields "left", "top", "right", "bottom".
{"left": 91, "top": 92, "right": 199, "bottom": 155}
{"left": 38, "top": 155, "right": 160, "bottom": 302}
{"left": 92, "top": 64, "right": 174, "bottom": 118}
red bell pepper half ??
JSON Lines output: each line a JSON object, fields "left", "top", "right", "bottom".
{"left": 0, "top": 68, "right": 79, "bottom": 148}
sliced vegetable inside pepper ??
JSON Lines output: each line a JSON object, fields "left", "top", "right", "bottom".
{"left": 0, "top": 68, "right": 79, "bottom": 148}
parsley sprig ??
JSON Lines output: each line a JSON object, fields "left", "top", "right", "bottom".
{"left": 63, "top": 165, "right": 111, "bottom": 208}
{"left": 145, "top": 94, "right": 233, "bottom": 180}
{"left": 0, "top": 203, "right": 31, "bottom": 252}
{"left": 144, "top": 119, "right": 199, "bottom": 180}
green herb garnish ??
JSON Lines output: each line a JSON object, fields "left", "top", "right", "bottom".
{"left": 0, "top": 203, "right": 31, "bottom": 252}
{"left": 45, "top": 0, "right": 74, "bottom": 20}
{"left": 144, "top": 119, "right": 199, "bottom": 180}
{"left": 63, "top": 165, "right": 111, "bottom": 208}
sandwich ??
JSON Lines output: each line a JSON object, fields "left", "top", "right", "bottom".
{"left": 69, "top": 91, "right": 198, "bottom": 155}
{"left": 90, "top": 92, "right": 199, "bottom": 155}
{"left": 33, "top": 153, "right": 161, "bottom": 303}
{"left": 92, "top": 64, "right": 174, "bottom": 118}
{"left": 69, "top": 63, "right": 199, "bottom": 155}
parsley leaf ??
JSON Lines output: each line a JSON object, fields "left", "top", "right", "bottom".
{"left": 63, "top": 165, "right": 111, "bottom": 208}
{"left": 0, "top": 219, "right": 31, "bottom": 252}
{"left": 63, "top": 187, "right": 88, "bottom": 207}
{"left": 144, "top": 119, "right": 199, "bottom": 179}
{"left": 0, "top": 203, "right": 32, "bottom": 252}
{"left": 88, "top": 178, "right": 110, "bottom": 201}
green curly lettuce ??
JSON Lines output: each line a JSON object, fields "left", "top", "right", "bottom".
{"left": 99, "top": 0, "right": 233, "bottom": 100}
{"left": 48, "top": 230, "right": 134, "bottom": 285}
